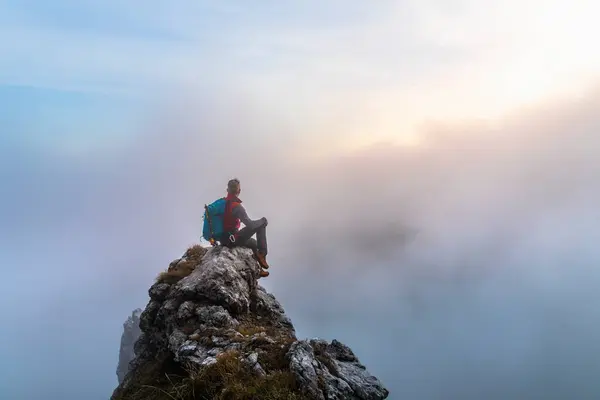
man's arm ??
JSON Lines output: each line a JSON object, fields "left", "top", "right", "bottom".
{"left": 232, "top": 204, "right": 267, "bottom": 230}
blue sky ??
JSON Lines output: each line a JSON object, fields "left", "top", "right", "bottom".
{"left": 3, "top": 0, "right": 600, "bottom": 156}
{"left": 2, "top": 1, "right": 600, "bottom": 399}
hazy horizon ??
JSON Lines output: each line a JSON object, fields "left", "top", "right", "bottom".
{"left": 2, "top": 1, "right": 600, "bottom": 399}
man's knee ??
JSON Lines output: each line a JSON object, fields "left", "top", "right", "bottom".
{"left": 244, "top": 238, "right": 258, "bottom": 250}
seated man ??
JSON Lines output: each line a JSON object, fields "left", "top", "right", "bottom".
{"left": 220, "top": 178, "right": 270, "bottom": 277}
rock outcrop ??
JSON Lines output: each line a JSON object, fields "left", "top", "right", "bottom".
{"left": 117, "top": 308, "right": 143, "bottom": 384}
{"left": 112, "top": 244, "right": 389, "bottom": 400}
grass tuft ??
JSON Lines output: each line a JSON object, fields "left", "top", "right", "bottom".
{"left": 236, "top": 324, "right": 266, "bottom": 337}
{"left": 183, "top": 244, "right": 207, "bottom": 264}
{"left": 113, "top": 349, "right": 308, "bottom": 400}
{"left": 180, "top": 350, "right": 306, "bottom": 400}
{"left": 155, "top": 245, "right": 208, "bottom": 284}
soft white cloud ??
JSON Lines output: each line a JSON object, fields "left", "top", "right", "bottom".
{"left": 3, "top": 0, "right": 600, "bottom": 138}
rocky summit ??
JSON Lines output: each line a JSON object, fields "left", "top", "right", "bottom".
{"left": 112, "top": 245, "right": 389, "bottom": 400}
{"left": 117, "top": 308, "right": 143, "bottom": 384}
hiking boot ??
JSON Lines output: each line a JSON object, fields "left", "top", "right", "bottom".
{"left": 259, "top": 269, "right": 270, "bottom": 278}
{"left": 254, "top": 251, "right": 270, "bottom": 270}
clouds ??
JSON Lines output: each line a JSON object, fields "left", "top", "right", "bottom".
{"left": 4, "top": 0, "right": 600, "bottom": 128}
{"left": 3, "top": 0, "right": 600, "bottom": 174}
{"left": 2, "top": 1, "right": 600, "bottom": 398}
{"left": 269, "top": 88, "right": 600, "bottom": 398}
{"left": 2, "top": 72, "right": 600, "bottom": 398}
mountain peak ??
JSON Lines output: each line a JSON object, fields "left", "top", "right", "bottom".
{"left": 112, "top": 245, "right": 389, "bottom": 399}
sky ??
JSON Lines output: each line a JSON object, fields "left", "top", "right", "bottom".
{"left": 1, "top": 1, "right": 600, "bottom": 399}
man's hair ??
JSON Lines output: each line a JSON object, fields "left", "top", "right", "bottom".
{"left": 227, "top": 178, "right": 240, "bottom": 194}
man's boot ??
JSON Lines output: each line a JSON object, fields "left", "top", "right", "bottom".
{"left": 259, "top": 269, "right": 270, "bottom": 278}
{"left": 254, "top": 250, "right": 270, "bottom": 270}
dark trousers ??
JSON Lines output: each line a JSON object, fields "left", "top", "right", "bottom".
{"left": 223, "top": 221, "right": 268, "bottom": 255}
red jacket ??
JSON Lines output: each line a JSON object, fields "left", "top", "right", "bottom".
{"left": 223, "top": 193, "right": 242, "bottom": 233}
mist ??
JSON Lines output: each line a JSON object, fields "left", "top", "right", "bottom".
{"left": 1, "top": 84, "right": 600, "bottom": 399}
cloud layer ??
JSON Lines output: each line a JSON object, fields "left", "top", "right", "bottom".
{"left": 3, "top": 81, "right": 600, "bottom": 398}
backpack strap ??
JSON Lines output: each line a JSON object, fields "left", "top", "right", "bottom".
{"left": 204, "top": 203, "right": 217, "bottom": 246}
{"left": 223, "top": 198, "right": 232, "bottom": 232}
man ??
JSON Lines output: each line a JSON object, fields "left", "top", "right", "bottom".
{"left": 220, "top": 178, "right": 270, "bottom": 278}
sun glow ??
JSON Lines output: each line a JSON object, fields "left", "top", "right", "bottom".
{"left": 481, "top": 1, "right": 600, "bottom": 111}
{"left": 362, "top": 2, "right": 599, "bottom": 152}
{"left": 290, "top": 0, "right": 600, "bottom": 158}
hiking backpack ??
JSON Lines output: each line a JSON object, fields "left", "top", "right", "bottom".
{"left": 202, "top": 198, "right": 227, "bottom": 243}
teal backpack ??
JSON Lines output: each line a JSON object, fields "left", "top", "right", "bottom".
{"left": 202, "top": 198, "right": 227, "bottom": 244}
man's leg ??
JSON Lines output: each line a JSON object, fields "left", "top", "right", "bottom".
{"left": 255, "top": 224, "right": 268, "bottom": 256}
{"left": 237, "top": 236, "right": 259, "bottom": 253}
{"left": 235, "top": 222, "right": 270, "bottom": 269}
{"left": 234, "top": 226, "right": 258, "bottom": 251}
{"left": 235, "top": 219, "right": 267, "bottom": 253}
{"left": 228, "top": 233, "right": 268, "bottom": 277}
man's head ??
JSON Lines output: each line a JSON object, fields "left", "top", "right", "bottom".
{"left": 227, "top": 178, "right": 241, "bottom": 196}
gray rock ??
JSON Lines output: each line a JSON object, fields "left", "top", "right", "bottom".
{"left": 225, "top": 342, "right": 243, "bottom": 352}
{"left": 287, "top": 339, "right": 389, "bottom": 400}
{"left": 138, "top": 300, "right": 160, "bottom": 331}
{"left": 116, "top": 308, "right": 142, "bottom": 384}
{"left": 179, "top": 342, "right": 216, "bottom": 366}
{"left": 177, "top": 301, "right": 196, "bottom": 321}
{"left": 244, "top": 352, "right": 267, "bottom": 377}
{"left": 112, "top": 245, "right": 388, "bottom": 400}
{"left": 155, "top": 298, "right": 179, "bottom": 329}
{"left": 207, "top": 348, "right": 221, "bottom": 357}
{"left": 172, "top": 246, "right": 261, "bottom": 315}
{"left": 211, "top": 335, "right": 232, "bottom": 347}
{"left": 168, "top": 329, "right": 188, "bottom": 356}
{"left": 148, "top": 282, "right": 171, "bottom": 301}
{"left": 256, "top": 285, "right": 296, "bottom": 335}
{"left": 288, "top": 341, "right": 324, "bottom": 400}
{"left": 196, "top": 305, "right": 238, "bottom": 328}
{"left": 201, "top": 356, "right": 218, "bottom": 367}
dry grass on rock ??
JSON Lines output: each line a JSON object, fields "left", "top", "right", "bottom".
{"left": 113, "top": 349, "right": 309, "bottom": 400}
{"left": 155, "top": 245, "right": 208, "bottom": 284}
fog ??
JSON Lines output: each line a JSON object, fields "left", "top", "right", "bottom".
{"left": 1, "top": 85, "right": 600, "bottom": 399}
